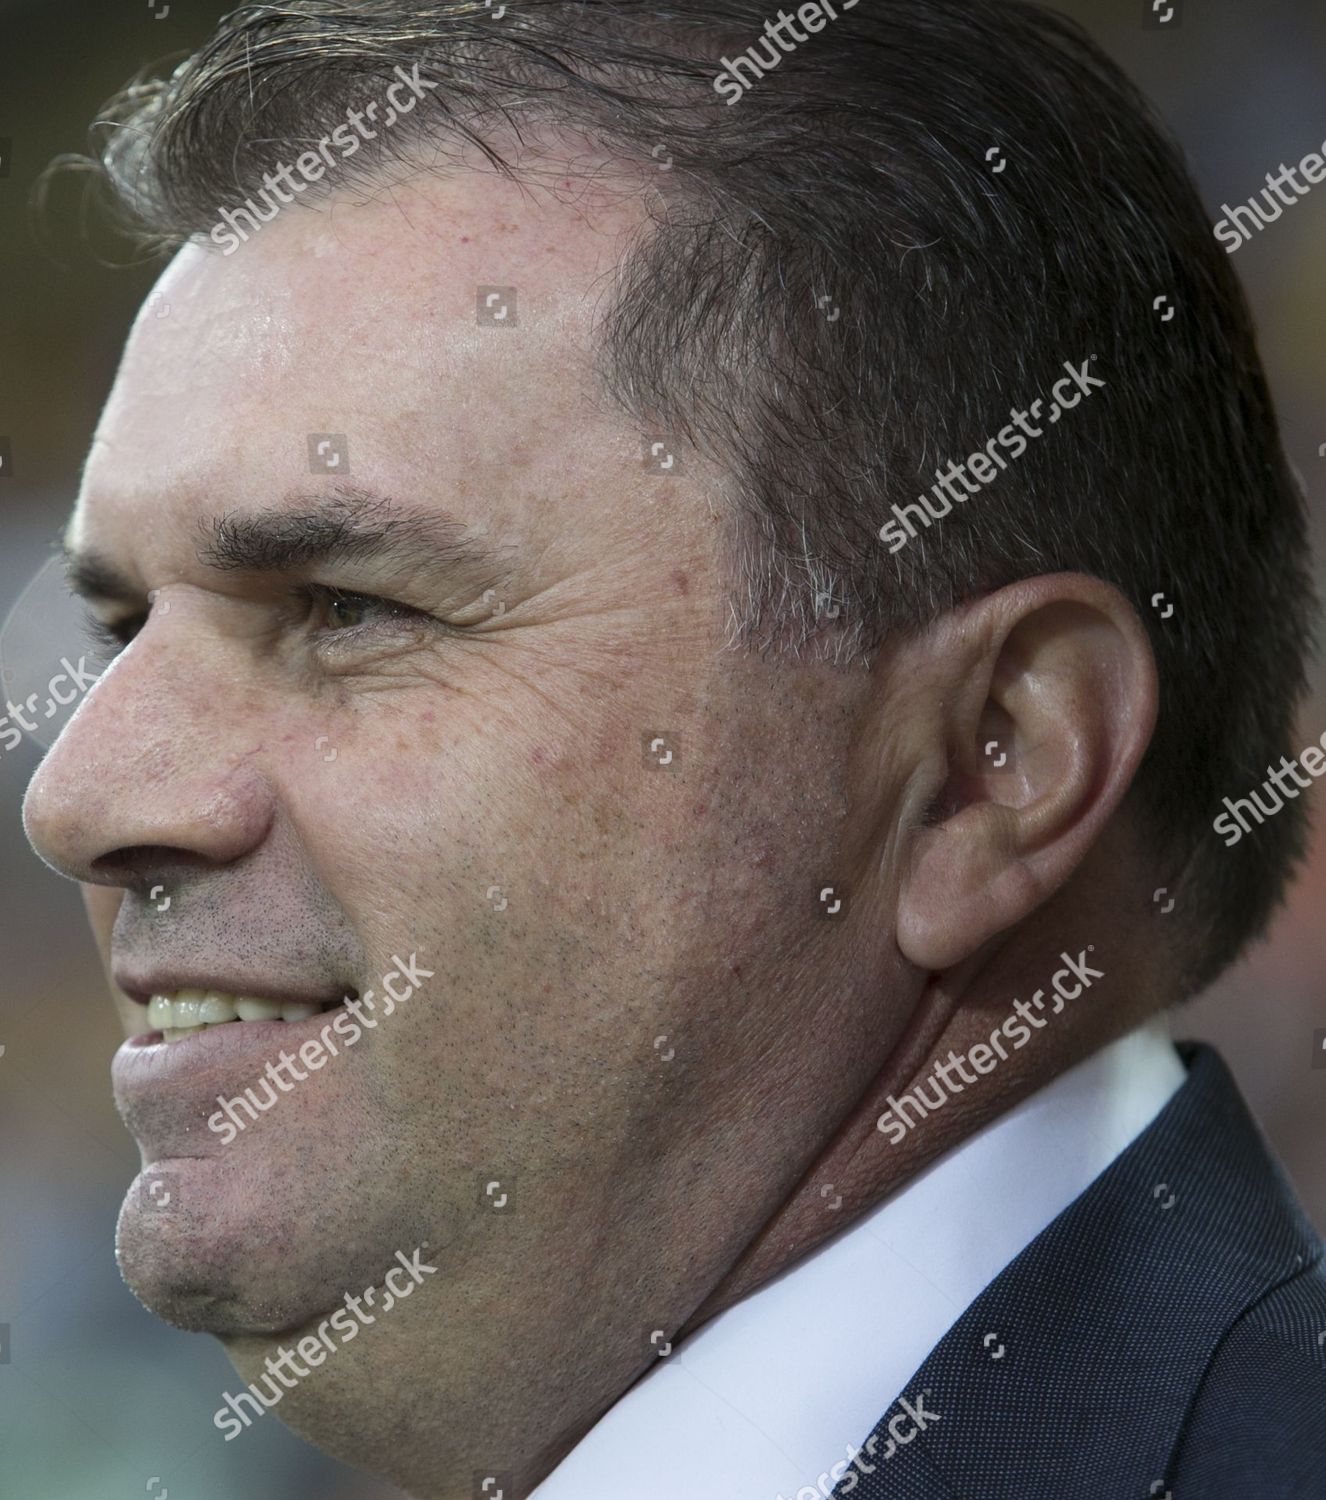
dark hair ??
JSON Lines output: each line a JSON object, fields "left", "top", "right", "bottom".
{"left": 78, "top": 0, "right": 1315, "bottom": 995}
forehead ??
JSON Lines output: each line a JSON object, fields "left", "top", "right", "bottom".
{"left": 73, "top": 162, "right": 658, "bottom": 565}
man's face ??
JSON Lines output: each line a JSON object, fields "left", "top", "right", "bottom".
{"left": 22, "top": 161, "right": 911, "bottom": 1477}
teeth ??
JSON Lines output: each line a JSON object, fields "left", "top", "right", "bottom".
{"left": 162, "top": 1025, "right": 205, "bottom": 1041}
{"left": 173, "top": 989, "right": 207, "bottom": 1027}
{"left": 235, "top": 997, "right": 284, "bottom": 1022}
{"left": 146, "top": 989, "right": 338, "bottom": 1040}
{"left": 200, "top": 992, "right": 238, "bottom": 1024}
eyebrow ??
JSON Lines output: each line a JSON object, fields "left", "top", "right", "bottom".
{"left": 63, "top": 486, "right": 509, "bottom": 605}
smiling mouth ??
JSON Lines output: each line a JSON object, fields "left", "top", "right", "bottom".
{"left": 141, "top": 988, "right": 351, "bottom": 1043}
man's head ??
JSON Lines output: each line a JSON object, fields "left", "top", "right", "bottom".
{"left": 21, "top": 0, "right": 1314, "bottom": 1492}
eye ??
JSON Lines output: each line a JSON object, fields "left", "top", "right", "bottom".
{"left": 303, "top": 585, "right": 432, "bottom": 638}
{"left": 80, "top": 609, "right": 145, "bottom": 658}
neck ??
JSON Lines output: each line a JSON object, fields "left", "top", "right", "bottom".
{"left": 680, "top": 922, "right": 1164, "bottom": 1337}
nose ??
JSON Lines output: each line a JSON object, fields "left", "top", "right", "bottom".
{"left": 22, "top": 620, "right": 274, "bottom": 889}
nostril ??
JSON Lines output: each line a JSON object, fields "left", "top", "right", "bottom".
{"left": 87, "top": 847, "right": 214, "bottom": 898}
{"left": 90, "top": 845, "right": 186, "bottom": 879}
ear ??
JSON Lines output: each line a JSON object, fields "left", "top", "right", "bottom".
{"left": 894, "top": 574, "right": 1158, "bottom": 971}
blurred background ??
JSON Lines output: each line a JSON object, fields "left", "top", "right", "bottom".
{"left": 0, "top": 0, "right": 1322, "bottom": 1494}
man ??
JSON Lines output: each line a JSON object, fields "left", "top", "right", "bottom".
{"left": 21, "top": 0, "right": 1324, "bottom": 1495}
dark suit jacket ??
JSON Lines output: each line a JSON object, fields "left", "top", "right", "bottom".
{"left": 832, "top": 1043, "right": 1326, "bottom": 1499}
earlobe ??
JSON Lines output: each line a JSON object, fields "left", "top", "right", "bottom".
{"left": 898, "top": 801, "right": 1043, "bottom": 969}
{"left": 894, "top": 576, "right": 1158, "bottom": 973}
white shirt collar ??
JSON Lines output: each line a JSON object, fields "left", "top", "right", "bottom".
{"left": 530, "top": 1016, "right": 1187, "bottom": 1499}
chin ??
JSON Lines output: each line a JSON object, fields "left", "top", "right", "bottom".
{"left": 116, "top": 1203, "right": 305, "bottom": 1335}
{"left": 114, "top": 1167, "right": 339, "bottom": 1335}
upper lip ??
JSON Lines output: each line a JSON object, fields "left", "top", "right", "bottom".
{"left": 112, "top": 968, "right": 357, "bottom": 1008}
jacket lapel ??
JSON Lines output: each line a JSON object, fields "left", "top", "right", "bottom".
{"left": 834, "top": 1044, "right": 1320, "bottom": 1499}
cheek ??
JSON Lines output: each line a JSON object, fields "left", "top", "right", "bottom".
{"left": 274, "top": 706, "right": 548, "bottom": 937}
{"left": 269, "top": 677, "right": 727, "bottom": 957}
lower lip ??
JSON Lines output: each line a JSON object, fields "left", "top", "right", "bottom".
{"left": 113, "top": 1006, "right": 350, "bottom": 1094}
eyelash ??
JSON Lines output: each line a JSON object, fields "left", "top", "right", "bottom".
{"left": 81, "top": 612, "right": 144, "bottom": 657}
{"left": 80, "top": 586, "right": 431, "bottom": 658}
